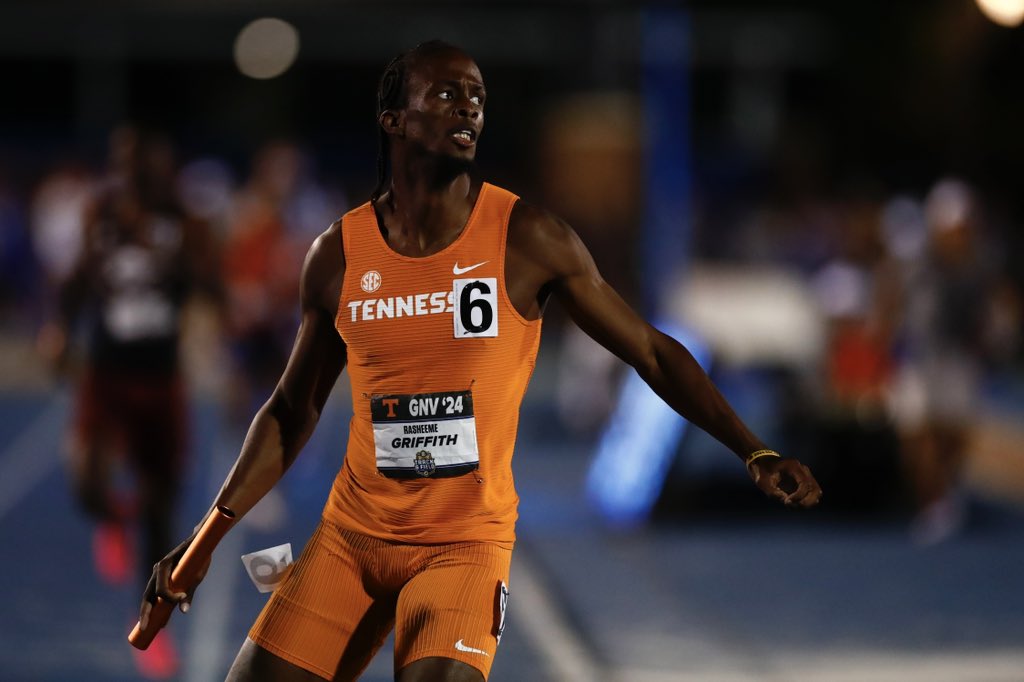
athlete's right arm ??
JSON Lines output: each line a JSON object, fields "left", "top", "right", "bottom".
{"left": 139, "top": 221, "right": 347, "bottom": 626}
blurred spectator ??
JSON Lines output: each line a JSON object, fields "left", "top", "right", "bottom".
{"left": 174, "top": 156, "right": 235, "bottom": 397}
{"left": 809, "top": 198, "right": 903, "bottom": 511}
{"left": 815, "top": 199, "right": 901, "bottom": 413}
{"left": 41, "top": 125, "right": 218, "bottom": 677}
{"left": 177, "top": 156, "right": 237, "bottom": 239}
{"left": 889, "top": 178, "right": 1021, "bottom": 544}
{"left": 29, "top": 161, "right": 96, "bottom": 323}
{"left": 222, "top": 140, "right": 344, "bottom": 422}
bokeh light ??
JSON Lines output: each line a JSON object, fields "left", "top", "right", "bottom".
{"left": 233, "top": 17, "right": 300, "bottom": 80}
{"left": 976, "top": 0, "right": 1024, "bottom": 27}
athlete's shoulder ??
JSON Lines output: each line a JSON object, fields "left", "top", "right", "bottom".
{"left": 508, "top": 199, "right": 573, "bottom": 245}
{"left": 310, "top": 219, "right": 346, "bottom": 265}
{"left": 506, "top": 199, "right": 591, "bottom": 284}
{"left": 302, "top": 219, "right": 346, "bottom": 313}
{"left": 508, "top": 198, "right": 582, "bottom": 259}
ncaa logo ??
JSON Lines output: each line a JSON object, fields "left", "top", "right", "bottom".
{"left": 414, "top": 450, "right": 436, "bottom": 477}
{"left": 361, "top": 270, "right": 382, "bottom": 293}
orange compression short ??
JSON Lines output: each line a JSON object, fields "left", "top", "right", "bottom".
{"left": 249, "top": 518, "right": 512, "bottom": 681}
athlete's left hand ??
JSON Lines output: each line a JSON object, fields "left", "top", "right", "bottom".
{"left": 749, "top": 457, "right": 822, "bottom": 508}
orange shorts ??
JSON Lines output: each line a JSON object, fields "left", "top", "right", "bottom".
{"left": 249, "top": 518, "right": 512, "bottom": 680}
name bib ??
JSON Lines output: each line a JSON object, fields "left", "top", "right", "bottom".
{"left": 370, "top": 390, "right": 479, "bottom": 478}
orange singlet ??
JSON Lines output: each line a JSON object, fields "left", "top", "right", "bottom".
{"left": 328, "top": 182, "right": 541, "bottom": 544}
{"left": 249, "top": 183, "right": 540, "bottom": 680}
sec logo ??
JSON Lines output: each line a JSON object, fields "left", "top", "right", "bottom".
{"left": 361, "top": 270, "right": 382, "bottom": 293}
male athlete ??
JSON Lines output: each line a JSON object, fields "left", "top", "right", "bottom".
{"left": 140, "top": 41, "right": 822, "bottom": 682}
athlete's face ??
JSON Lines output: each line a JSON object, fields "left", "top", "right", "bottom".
{"left": 393, "top": 50, "right": 485, "bottom": 162}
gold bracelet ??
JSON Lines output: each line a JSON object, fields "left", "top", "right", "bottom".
{"left": 745, "top": 449, "right": 780, "bottom": 472}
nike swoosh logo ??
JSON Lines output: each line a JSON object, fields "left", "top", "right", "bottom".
{"left": 454, "top": 639, "right": 489, "bottom": 656}
{"left": 453, "top": 260, "right": 488, "bottom": 275}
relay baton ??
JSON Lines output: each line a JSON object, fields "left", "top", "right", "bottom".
{"left": 128, "top": 505, "right": 236, "bottom": 649}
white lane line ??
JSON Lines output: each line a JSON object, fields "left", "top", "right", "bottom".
{"left": 183, "top": 430, "right": 247, "bottom": 682}
{"left": 510, "top": 549, "right": 604, "bottom": 682}
{"left": 181, "top": 520, "right": 246, "bottom": 681}
{"left": 0, "top": 393, "right": 67, "bottom": 521}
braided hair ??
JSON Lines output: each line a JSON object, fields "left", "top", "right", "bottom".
{"left": 372, "top": 40, "right": 463, "bottom": 203}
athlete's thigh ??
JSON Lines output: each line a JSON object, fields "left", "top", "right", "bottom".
{"left": 397, "top": 656, "right": 483, "bottom": 682}
{"left": 394, "top": 541, "right": 511, "bottom": 680}
{"left": 125, "top": 375, "right": 186, "bottom": 484}
{"left": 69, "top": 371, "right": 118, "bottom": 461}
{"left": 226, "top": 638, "right": 326, "bottom": 682}
{"left": 248, "top": 521, "right": 396, "bottom": 680}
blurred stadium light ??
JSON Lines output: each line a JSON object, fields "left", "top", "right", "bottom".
{"left": 234, "top": 18, "right": 300, "bottom": 80}
{"left": 586, "top": 321, "right": 711, "bottom": 529}
{"left": 975, "top": 0, "right": 1024, "bottom": 27}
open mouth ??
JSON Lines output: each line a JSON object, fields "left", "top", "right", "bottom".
{"left": 450, "top": 128, "right": 477, "bottom": 147}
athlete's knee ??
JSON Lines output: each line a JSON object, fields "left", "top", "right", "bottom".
{"left": 397, "top": 657, "right": 485, "bottom": 682}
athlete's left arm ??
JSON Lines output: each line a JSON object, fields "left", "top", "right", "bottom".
{"left": 508, "top": 203, "right": 821, "bottom": 507}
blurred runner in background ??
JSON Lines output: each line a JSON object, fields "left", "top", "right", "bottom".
{"left": 891, "top": 178, "right": 1020, "bottom": 544}
{"left": 42, "top": 125, "right": 218, "bottom": 677}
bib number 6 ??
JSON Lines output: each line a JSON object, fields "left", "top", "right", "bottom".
{"left": 453, "top": 278, "right": 498, "bottom": 338}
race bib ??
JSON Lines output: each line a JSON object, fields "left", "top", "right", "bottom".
{"left": 371, "top": 390, "right": 479, "bottom": 478}
{"left": 453, "top": 278, "right": 498, "bottom": 338}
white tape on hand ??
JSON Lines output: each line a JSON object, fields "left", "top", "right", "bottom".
{"left": 240, "top": 543, "right": 293, "bottom": 593}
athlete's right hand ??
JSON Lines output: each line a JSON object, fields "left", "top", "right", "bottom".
{"left": 138, "top": 532, "right": 212, "bottom": 631}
